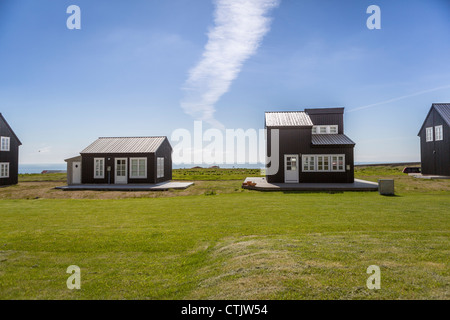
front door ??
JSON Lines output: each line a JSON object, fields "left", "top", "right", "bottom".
{"left": 72, "top": 161, "right": 81, "bottom": 184}
{"left": 115, "top": 158, "right": 127, "bottom": 184}
{"left": 284, "top": 154, "right": 299, "bottom": 183}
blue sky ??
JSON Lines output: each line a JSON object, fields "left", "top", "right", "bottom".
{"left": 1, "top": 0, "right": 449, "bottom": 165}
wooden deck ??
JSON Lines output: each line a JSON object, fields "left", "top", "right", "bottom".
{"left": 242, "top": 177, "right": 378, "bottom": 191}
{"left": 409, "top": 174, "right": 450, "bottom": 179}
{"left": 55, "top": 181, "right": 194, "bottom": 191}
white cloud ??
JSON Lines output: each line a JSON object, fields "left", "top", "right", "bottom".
{"left": 181, "top": 0, "right": 280, "bottom": 128}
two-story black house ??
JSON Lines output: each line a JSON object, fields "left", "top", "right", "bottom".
{"left": 0, "top": 113, "right": 22, "bottom": 186}
{"left": 418, "top": 103, "right": 450, "bottom": 176}
{"left": 265, "top": 107, "right": 355, "bottom": 183}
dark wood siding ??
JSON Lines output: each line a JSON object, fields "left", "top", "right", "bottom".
{"left": 80, "top": 141, "right": 172, "bottom": 184}
{"left": 81, "top": 153, "right": 156, "bottom": 184}
{"left": 155, "top": 138, "right": 172, "bottom": 183}
{"left": 419, "top": 108, "right": 450, "bottom": 176}
{"left": 266, "top": 127, "right": 354, "bottom": 183}
{"left": 0, "top": 115, "right": 20, "bottom": 186}
{"left": 305, "top": 108, "right": 344, "bottom": 133}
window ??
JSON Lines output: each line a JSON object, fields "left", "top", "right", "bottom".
{"left": 130, "top": 158, "right": 147, "bottom": 178}
{"left": 94, "top": 158, "right": 105, "bottom": 179}
{"left": 329, "top": 125, "right": 338, "bottom": 134}
{"left": 157, "top": 157, "right": 164, "bottom": 178}
{"left": 302, "top": 155, "right": 345, "bottom": 172}
{"left": 0, "top": 163, "right": 9, "bottom": 178}
{"left": 286, "top": 156, "right": 297, "bottom": 171}
{"left": 426, "top": 127, "right": 433, "bottom": 142}
{"left": 312, "top": 125, "right": 338, "bottom": 134}
{"left": 317, "top": 155, "right": 330, "bottom": 171}
{"left": 302, "top": 155, "right": 316, "bottom": 172}
{"left": 435, "top": 125, "right": 443, "bottom": 141}
{"left": 0, "top": 137, "right": 10, "bottom": 151}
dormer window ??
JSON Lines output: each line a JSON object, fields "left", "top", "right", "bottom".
{"left": 0, "top": 137, "right": 10, "bottom": 151}
{"left": 312, "top": 125, "right": 338, "bottom": 134}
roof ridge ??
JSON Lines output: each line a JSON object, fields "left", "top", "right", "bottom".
{"left": 98, "top": 136, "right": 167, "bottom": 139}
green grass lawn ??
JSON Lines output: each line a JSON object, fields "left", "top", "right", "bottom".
{"left": 0, "top": 166, "right": 449, "bottom": 299}
{"left": 172, "top": 167, "right": 263, "bottom": 180}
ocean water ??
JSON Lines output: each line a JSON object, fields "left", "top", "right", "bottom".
{"left": 19, "top": 164, "right": 67, "bottom": 174}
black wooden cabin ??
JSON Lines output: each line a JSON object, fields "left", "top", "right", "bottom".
{"left": 418, "top": 103, "right": 450, "bottom": 176}
{"left": 0, "top": 113, "right": 22, "bottom": 186}
{"left": 66, "top": 136, "right": 172, "bottom": 185}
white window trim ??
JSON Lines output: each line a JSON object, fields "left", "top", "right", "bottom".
{"left": 157, "top": 157, "right": 164, "bottom": 179}
{"left": 426, "top": 127, "right": 433, "bottom": 142}
{"left": 130, "top": 158, "right": 147, "bottom": 179}
{"left": 0, "top": 136, "right": 10, "bottom": 151}
{"left": 302, "top": 154, "right": 346, "bottom": 172}
{"left": 94, "top": 158, "right": 105, "bottom": 179}
{"left": 316, "top": 155, "right": 330, "bottom": 172}
{"left": 435, "top": 125, "right": 443, "bottom": 141}
{"left": 312, "top": 125, "right": 339, "bottom": 135}
{"left": 0, "top": 162, "right": 10, "bottom": 178}
{"left": 302, "top": 155, "right": 316, "bottom": 172}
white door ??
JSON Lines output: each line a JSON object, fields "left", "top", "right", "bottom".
{"left": 72, "top": 161, "right": 81, "bottom": 184}
{"left": 115, "top": 158, "right": 127, "bottom": 184}
{"left": 284, "top": 154, "right": 299, "bottom": 183}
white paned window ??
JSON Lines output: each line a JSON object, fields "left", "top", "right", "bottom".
{"left": 157, "top": 157, "right": 164, "bottom": 178}
{"left": 0, "top": 163, "right": 9, "bottom": 178}
{"left": 317, "top": 155, "right": 330, "bottom": 171}
{"left": 303, "top": 155, "right": 345, "bottom": 172}
{"left": 426, "top": 127, "right": 433, "bottom": 142}
{"left": 0, "top": 136, "right": 10, "bottom": 151}
{"left": 435, "top": 125, "right": 443, "bottom": 141}
{"left": 329, "top": 125, "right": 338, "bottom": 134}
{"left": 312, "top": 125, "right": 339, "bottom": 134}
{"left": 130, "top": 158, "right": 147, "bottom": 178}
{"left": 302, "top": 155, "right": 316, "bottom": 172}
{"left": 94, "top": 158, "right": 105, "bottom": 179}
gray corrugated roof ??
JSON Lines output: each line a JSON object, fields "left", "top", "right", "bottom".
{"left": 434, "top": 103, "right": 450, "bottom": 127}
{"left": 81, "top": 137, "right": 167, "bottom": 154}
{"left": 312, "top": 134, "right": 355, "bottom": 146}
{"left": 64, "top": 155, "right": 82, "bottom": 162}
{"left": 418, "top": 103, "right": 450, "bottom": 135}
{"left": 265, "top": 112, "right": 313, "bottom": 127}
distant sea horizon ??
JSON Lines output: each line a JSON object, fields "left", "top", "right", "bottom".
{"left": 19, "top": 161, "right": 421, "bottom": 174}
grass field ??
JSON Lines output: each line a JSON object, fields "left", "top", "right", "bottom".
{"left": 0, "top": 166, "right": 449, "bottom": 299}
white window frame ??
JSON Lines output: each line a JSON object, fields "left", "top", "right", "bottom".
{"left": 426, "top": 127, "right": 433, "bottom": 142}
{"left": 130, "top": 158, "right": 147, "bottom": 179}
{"left": 157, "top": 157, "right": 164, "bottom": 178}
{"left": 312, "top": 125, "right": 339, "bottom": 135}
{"left": 317, "top": 155, "right": 330, "bottom": 172}
{"left": 0, "top": 136, "right": 10, "bottom": 151}
{"left": 435, "top": 125, "right": 443, "bottom": 141}
{"left": 302, "top": 155, "right": 316, "bottom": 172}
{"left": 94, "top": 158, "right": 105, "bottom": 179}
{"left": 329, "top": 125, "right": 338, "bottom": 134}
{"left": 302, "top": 154, "right": 345, "bottom": 172}
{"left": 0, "top": 162, "right": 9, "bottom": 178}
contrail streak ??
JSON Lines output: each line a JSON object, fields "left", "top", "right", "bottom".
{"left": 181, "top": 0, "right": 280, "bottom": 128}
{"left": 348, "top": 84, "right": 450, "bottom": 112}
